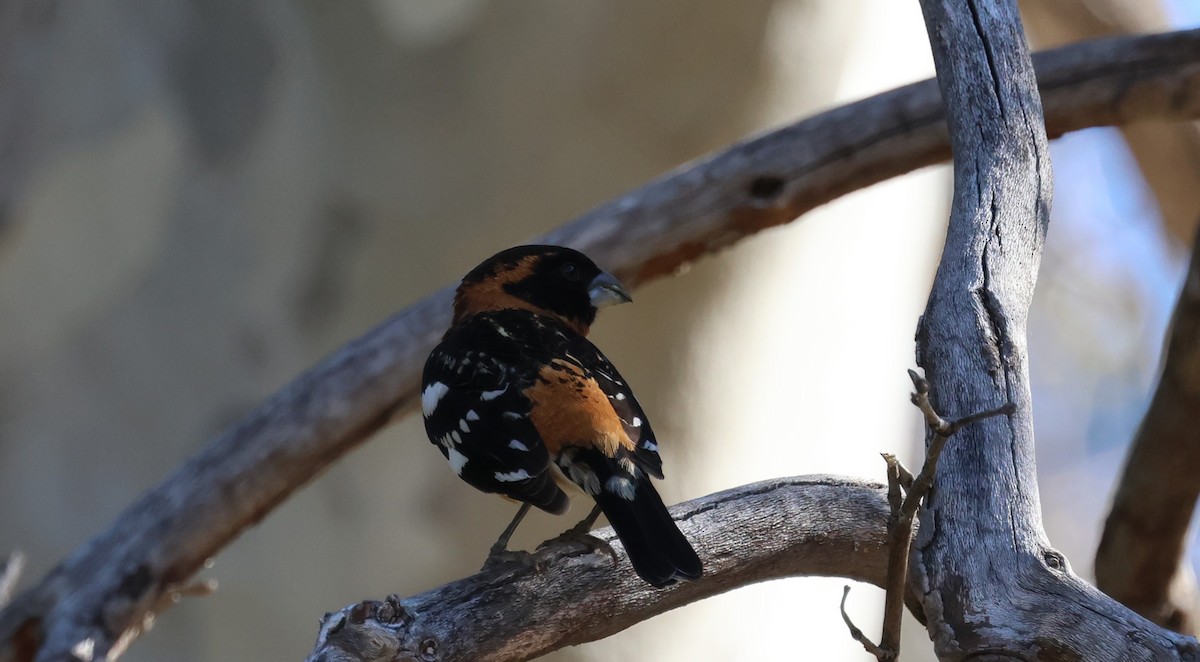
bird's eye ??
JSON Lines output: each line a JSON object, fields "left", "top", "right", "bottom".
{"left": 560, "top": 262, "right": 580, "bottom": 281}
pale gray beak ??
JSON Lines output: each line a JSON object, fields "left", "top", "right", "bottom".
{"left": 588, "top": 271, "right": 633, "bottom": 308}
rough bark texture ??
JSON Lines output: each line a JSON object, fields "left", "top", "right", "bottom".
{"left": 2, "top": 28, "right": 1200, "bottom": 662}
{"left": 307, "top": 477, "right": 890, "bottom": 662}
{"left": 1097, "top": 228, "right": 1200, "bottom": 635}
{"left": 913, "top": 1, "right": 1199, "bottom": 660}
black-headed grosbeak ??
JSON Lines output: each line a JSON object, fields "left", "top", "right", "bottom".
{"left": 421, "top": 245, "right": 702, "bottom": 588}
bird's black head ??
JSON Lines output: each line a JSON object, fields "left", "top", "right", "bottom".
{"left": 453, "top": 245, "right": 631, "bottom": 334}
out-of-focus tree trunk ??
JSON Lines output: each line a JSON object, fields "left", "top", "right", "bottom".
{"left": 1019, "top": 0, "right": 1200, "bottom": 636}
{"left": 1021, "top": 0, "right": 1200, "bottom": 243}
{"left": 0, "top": 2, "right": 783, "bottom": 661}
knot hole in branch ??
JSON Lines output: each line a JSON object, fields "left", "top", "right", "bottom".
{"left": 1042, "top": 549, "right": 1067, "bottom": 573}
{"left": 747, "top": 175, "right": 786, "bottom": 203}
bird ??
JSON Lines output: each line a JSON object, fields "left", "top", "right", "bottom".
{"left": 421, "top": 244, "right": 702, "bottom": 588}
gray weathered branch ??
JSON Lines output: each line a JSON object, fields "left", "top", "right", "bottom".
{"left": 3, "top": 28, "right": 1200, "bottom": 662}
{"left": 307, "top": 477, "right": 890, "bottom": 662}
{"left": 913, "top": 0, "right": 1198, "bottom": 659}
{"left": 1096, "top": 227, "right": 1200, "bottom": 634}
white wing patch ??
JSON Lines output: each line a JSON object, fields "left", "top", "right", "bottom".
{"left": 421, "top": 382, "right": 450, "bottom": 417}
{"left": 494, "top": 469, "right": 531, "bottom": 482}
{"left": 481, "top": 387, "right": 507, "bottom": 401}
{"left": 508, "top": 439, "right": 529, "bottom": 451}
{"left": 447, "top": 448, "right": 469, "bottom": 476}
{"left": 631, "top": 417, "right": 642, "bottom": 427}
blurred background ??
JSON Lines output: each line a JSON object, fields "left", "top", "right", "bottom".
{"left": 1, "top": 1, "right": 1198, "bottom": 660}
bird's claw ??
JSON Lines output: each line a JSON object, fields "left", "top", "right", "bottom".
{"left": 480, "top": 547, "right": 535, "bottom": 573}
{"left": 538, "top": 528, "right": 617, "bottom": 565}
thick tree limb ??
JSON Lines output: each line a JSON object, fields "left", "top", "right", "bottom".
{"left": 306, "top": 476, "right": 890, "bottom": 662}
{"left": 1096, "top": 227, "right": 1200, "bottom": 634}
{"left": 3, "top": 29, "right": 1200, "bottom": 662}
{"left": 913, "top": 1, "right": 1198, "bottom": 659}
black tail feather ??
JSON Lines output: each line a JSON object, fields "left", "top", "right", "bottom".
{"left": 525, "top": 471, "right": 569, "bottom": 515}
{"left": 594, "top": 474, "right": 702, "bottom": 587}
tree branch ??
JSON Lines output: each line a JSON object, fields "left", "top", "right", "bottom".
{"left": 3, "top": 28, "right": 1200, "bottom": 662}
{"left": 913, "top": 0, "right": 1198, "bottom": 659}
{"left": 306, "top": 477, "right": 890, "bottom": 662}
{"left": 843, "top": 372, "right": 1015, "bottom": 661}
{"left": 1096, "top": 225, "right": 1200, "bottom": 633}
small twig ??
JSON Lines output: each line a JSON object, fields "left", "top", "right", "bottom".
{"left": 157, "top": 578, "right": 218, "bottom": 610}
{"left": 853, "top": 371, "right": 1015, "bottom": 659}
{"left": 841, "top": 585, "right": 888, "bottom": 660}
{"left": 883, "top": 454, "right": 903, "bottom": 524}
{"left": 904, "top": 369, "right": 1016, "bottom": 513}
{"left": 0, "top": 553, "right": 23, "bottom": 609}
{"left": 893, "top": 461, "right": 915, "bottom": 493}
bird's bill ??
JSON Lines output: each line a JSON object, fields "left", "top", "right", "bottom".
{"left": 588, "top": 271, "right": 633, "bottom": 308}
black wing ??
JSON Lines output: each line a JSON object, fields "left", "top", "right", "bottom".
{"left": 560, "top": 335, "right": 665, "bottom": 479}
{"left": 421, "top": 319, "right": 567, "bottom": 514}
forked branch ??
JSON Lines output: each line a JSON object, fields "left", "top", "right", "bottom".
{"left": 842, "top": 371, "right": 1014, "bottom": 660}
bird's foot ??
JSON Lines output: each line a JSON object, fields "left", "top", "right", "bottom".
{"left": 537, "top": 525, "right": 617, "bottom": 565}
{"left": 480, "top": 545, "right": 535, "bottom": 573}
